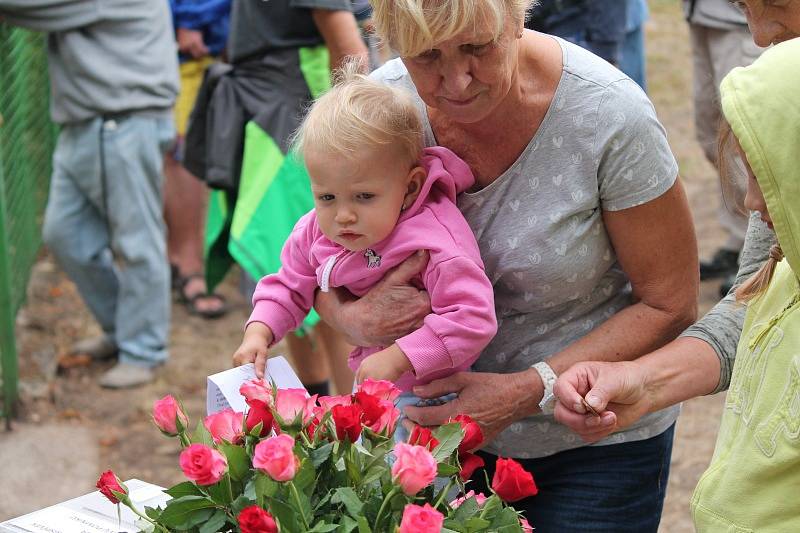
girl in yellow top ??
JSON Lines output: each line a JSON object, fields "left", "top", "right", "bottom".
{"left": 689, "top": 37, "right": 800, "bottom": 532}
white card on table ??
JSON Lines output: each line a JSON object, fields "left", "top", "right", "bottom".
{"left": 206, "top": 355, "right": 306, "bottom": 415}
{"left": 0, "top": 479, "right": 168, "bottom": 533}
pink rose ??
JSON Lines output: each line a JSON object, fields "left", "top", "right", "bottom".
{"left": 370, "top": 400, "right": 400, "bottom": 435}
{"left": 204, "top": 409, "right": 244, "bottom": 444}
{"left": 450, "top": 490, "right": 488, "bottom": 509}
{"left": 520, "top": 517, "right": 534, "bottom": 532}
{"left": 317, "top": 394, "right": 352, "bottom": 411}
{"left": 273, "top": 389, "right": 316, "bottom": 426}
{"left": 253, "top": 433, "right": 300, "bottom": 482}
{"left": 358, "top": 379, "right": 401, "bottom": 402}
{"left": 399, "top": 503, "right": 444, "bottom": 533}
{"left": 96, "top": 470, "right": 127, "bottom": 504}
{"left": 152, "top": 395, "right": 188, "bottom": 436}
{"left": 240, "top": 379, "right": 274, "bottom": 406}
{"left": 391, "top": 443, "right": 437, "bottom": 495}
{"left": 179, "top": 444, "right": 228, "bottom": 486}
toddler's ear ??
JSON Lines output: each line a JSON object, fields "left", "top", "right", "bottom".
{"left": 402, "top": 167, "right": 426, "bottom": 210}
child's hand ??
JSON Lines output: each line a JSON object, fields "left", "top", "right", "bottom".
{"left": 355, "top": 344, "right": 413, "bottom": 384}
{"left": 232, "top": 322, "right": 274, "bottom": 379}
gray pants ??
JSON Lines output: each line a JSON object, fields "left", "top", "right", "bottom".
{"left": 43, "top": 114, "right": 175, "bottom": 367}
{"left": 690, "top": 23, "right": 763, "bottom": 251}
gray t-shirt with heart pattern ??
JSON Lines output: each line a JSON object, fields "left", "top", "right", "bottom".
{"left": 372, "top": 37, "right": 680, "bottom": 458}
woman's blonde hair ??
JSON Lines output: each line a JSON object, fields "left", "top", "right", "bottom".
{"left": 370, "top": 0, "right": 536, "bottom": 57}
{"left": 293, "top": 61, "right": 423, "bottom": 166}
{"left": 717, "top": 119, "right": 785, "bottom": 303}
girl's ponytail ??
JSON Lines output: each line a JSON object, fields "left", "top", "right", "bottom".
{"left": 735, "top": 244, "right": 784, "bottom": 303}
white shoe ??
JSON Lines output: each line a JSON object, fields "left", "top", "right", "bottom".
{"left": 98, "top": 362, "right": 155, "bottom": 389}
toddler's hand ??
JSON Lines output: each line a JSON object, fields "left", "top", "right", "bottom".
{"left": 355, "top": 344, "right": 413, "bottom": 384}
{"left": 232, "top": 322, "right": 274, "bottom": 379}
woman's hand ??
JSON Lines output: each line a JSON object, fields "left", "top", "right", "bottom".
{"left": 403, "top": 370, "right": 541, "bottom": 446}
{"left": 553, "top": 361, "right": 651, "bottom": 442}
{"left": 315, "top": 251, "right": 432, "bottom": 347}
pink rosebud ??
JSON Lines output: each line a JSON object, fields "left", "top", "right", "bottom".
{"left": 520, "top": 517, "right": 534, "bottom": 532}
{"left": 391, "top": 443, "right": 437, "bottom": 495}
{"left": 450, "top": 490, "right": 488, "bottom": 509}
{"left": 179, "top": 444, "right": 228, "bottom": 486}
{"left": 358, "top": 379, "right": 401, "bottom": 402}
{"left": 317, "top": 394, "right": 352, "bottom": 411}
{"left": 240, "top": 379, "right": 274, "bottom": 406}
{"left": 204, "top": 409, "right": 244, "bottom": 444}
{"left": 370, "top": 400, "right": 400, "bottom": 435}
{"left": 96, "top": 470, "right": 127, "bottom": 504}
{"left": 152, "top": 395, "right": 188, "bottom": 436}
{"left": 253, "top": 433, "right": 300, "bottom": 482}
{"left": 273, "top": 389, "right": 316, "bottom": 426}
{"left": 399, "top": 503, "right": 444, "bottom": 533}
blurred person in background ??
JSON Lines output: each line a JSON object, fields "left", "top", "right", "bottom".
{"left": 0, "top": 0, "right": 178, "bottom": 388}
{"left": 165, "top": 0, "right": 231, "bottom": 320}
{"left": 620, "top": 0, "right": 649, "bottom": 91}
{"left": 185, "top": 0, "right": 368, "bottom": 396}
{"left": 686, "top": 0, "right": 764, "bottom": 294}
{"left": 525, "top": 0, "right": 627, "bottom": 68}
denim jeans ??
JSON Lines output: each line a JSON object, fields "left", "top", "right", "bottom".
{"left": 43, "top": 114, "right": 175, "bottom": 367}
{"left": 469, "top": 424, "right": 675, "bottom": 533}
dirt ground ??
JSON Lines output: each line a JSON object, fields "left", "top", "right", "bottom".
{"left": 2, "top": 1, "right": 735, "bottom": 530}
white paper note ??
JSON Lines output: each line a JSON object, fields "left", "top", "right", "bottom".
{"left": 0, "top": 479, "right": 168, "bottom": 533}
{"left": 206, "top": 356, "right": 306, "bottom": 415}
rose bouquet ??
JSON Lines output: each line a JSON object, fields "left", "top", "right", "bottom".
{"left": 98, "top": 379, "right": 538, "bottom": 532}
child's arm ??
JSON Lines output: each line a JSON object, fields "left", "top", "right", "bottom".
{"left": 394, "top": 256, "right": 497, "bottom": 381}
{"left": 240, "top": 217, "right": 319, "bottom": 377}
{"left": 355, "top": 256, "right": 497, "bottom": 384}
{"left": 355, "top": 344, "right": 413, "bottom": 384}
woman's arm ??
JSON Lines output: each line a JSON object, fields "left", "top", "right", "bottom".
{"left": 405, "top": 178, "right": 699, "bottom": 443}
{"left": 311, "top": 8, "right": 369, "bottom": 72}
{"left": 680, "top": 211, "right": 775, "bottom": 392}
{"left": 552, "top": 212, "right": 775, "bottom": 441}
{"left": 314, "top": 250, "right": 432, "bottom": 347}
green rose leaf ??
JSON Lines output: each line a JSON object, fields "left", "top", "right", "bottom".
{"left": 220, "top": 442, "right": 251, "bottom": 481}
{"left": 437, "top": 462, "right": 461, "bottom": 477}
{"left": 156, "top": 495, "right": 216, "bottom": 527}
{"left": 198, "top": 509, "right": 229, "bottom": 533}
{"left": 164, "top": 481, "right": 204, "bottom": 499}
{"left": 431, "top": 423, "right": 464, "bottom": 462}
{"left": 310, "top": 442, "right": 334, "bottom": 468}
{"left": 331, "top": 487, "right": 364, "bottom": 518}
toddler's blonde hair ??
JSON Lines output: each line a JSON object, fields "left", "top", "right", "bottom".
{"left": 293, "top": 61, "right": 423, "bottom": 167}
{"left": 370, "top": 0, "right": 536, "bottom": 57}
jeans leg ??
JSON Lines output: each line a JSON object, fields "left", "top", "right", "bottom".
{"left": 620, "top": 25, "right": 647, "bottom": 91}
{"left": 470, "top": 425, "right": 675, "bottom": 533}
{"left": 42, "top": 122, "right": 119, "bottom": 336}
{"left": 101, "top": 115, "right": 175, "bottom": 367}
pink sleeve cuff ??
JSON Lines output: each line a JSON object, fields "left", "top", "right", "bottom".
{"left": 247, "top": 300, "right": 300, "bottom": 345}
{"left": 396, "top": 323, "right": 452, "bottom": 380}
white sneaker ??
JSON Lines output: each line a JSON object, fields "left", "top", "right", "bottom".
{"left": 98, "top": 362, "right": 155, "bottom": 389}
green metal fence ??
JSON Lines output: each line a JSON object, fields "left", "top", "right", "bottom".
{"left": 0, "top": 24, "right": 57, "bottom": 425}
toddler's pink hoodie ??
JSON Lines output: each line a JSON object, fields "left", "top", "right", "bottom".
{"left": 248, "top": 146, "right": 497, "bottom": 391}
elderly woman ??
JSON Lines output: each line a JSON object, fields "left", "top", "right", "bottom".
{"left": 314, "top": 0, "right": 698, "bottom": 529}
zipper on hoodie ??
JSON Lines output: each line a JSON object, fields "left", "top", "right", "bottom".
{"left": 748, "top": 294, "right": 800, "bottom": 351}
{"left": 319, "top": 250, "right": 347, "bottom": 293}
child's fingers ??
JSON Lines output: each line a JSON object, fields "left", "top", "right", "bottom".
{"left": 232, "top": 349, "right": 256, "bottom": 367}
{"left": 254, "top": 351, "right": 269, "bottom": 379}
